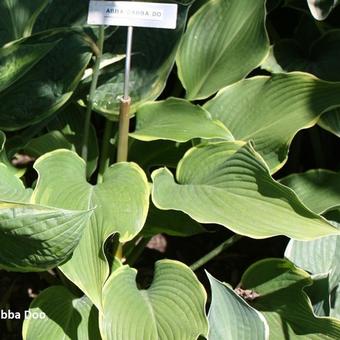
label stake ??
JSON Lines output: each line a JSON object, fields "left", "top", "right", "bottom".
{"left": 117, "top": 25, "right": 133, "bottom": 162}
{"left": 88, "top": 1, "right": 178, "bottom": 163}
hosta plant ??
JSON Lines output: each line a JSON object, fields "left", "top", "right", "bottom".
{"left": 0, "top": 0, "right": 340, "bottom": 339}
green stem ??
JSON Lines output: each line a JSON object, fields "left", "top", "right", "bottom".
{"left": 97, "top": 119, "right": 114, "bottom": 183}
{"left": 82, "top": 26, "right": 105, "bottom": 164}
{"left": 190, "top": 234, "right": 243, "bottom": 271}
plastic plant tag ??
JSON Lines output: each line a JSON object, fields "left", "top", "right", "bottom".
{"left": 87, "top": 1, "right": 178, "bottom": 29}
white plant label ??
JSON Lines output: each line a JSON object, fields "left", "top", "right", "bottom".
{"left": 87, "top": 1, "right": 178, "bottom": 29}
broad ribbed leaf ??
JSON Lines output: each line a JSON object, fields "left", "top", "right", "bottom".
{"left": 0, "top": 31, "right": 92, "bottom": 131}
{"left": 91, "top": 6, "right": 189, "bottom": 119}
{"left": 176, "top": 0, "right": 269, "bottom": 100}
{"left": 32, "top": 150, "right": 150, "bottom": 309}
{"left": 0, "top": 0, "right": 48, "bottom": 45}
{"left": 285, "top": 231, "right": 340, "bottom": 294}
{"left": 285, "top": 207, "right": 340, "bottom": 318}
{"left": 307, "top": 0, "right": 339, "bottom": 20}
{"left": 100, "top": 260, "right": 208, "bottom": 340}
{"left": 280, "top": 169, "right": 340, "bottom": 214}
{"left": 0, "top": 202, "right": 92, "bottom": 271}
{"left": 241, "top": 259, "right": 340, "bottom": 338}
{"left": 207, "top": 272, "right": 269, "bottom": 340}
{"left": 152, "top": 142, "right": 339, "bottom": 240}
{"left": 131, "top": 98, "right": 233, "bottom": 142}
{"left": 23, "top": 286, "right": 100, "bottom": 340}
{"left": 204, "top": 73, "right": 340, "bottom": 172}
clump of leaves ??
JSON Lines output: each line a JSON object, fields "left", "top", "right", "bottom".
{"left": 0, "top": 0, "right": 340, "bottom": 339}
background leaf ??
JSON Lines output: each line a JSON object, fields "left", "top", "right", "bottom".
{"left": 0, "top": 30, "right": 92, "bottom": 131}
{"left": 280, "top": 169, "right": 340, "bottom": 214}
{"left": 0, "top": 164, "right": 32, "bottom": 202}
{"left": 176, "top": 0, "right": 269, "bottom": 99}
{"left": 0, "top": 0, "right": 48, "bottom": 45}
{"left": 261, "top": 30, "right": 340, "bottom": 138}
{"left": 307, "top": 0, "right": 339, "bottom": 20}
{"left": 0, "top": 39, "right": 57, "bottom": 93}
{"left": 23, "top": 105, "right": 99, "bottom": 177}
{"left": 33, "top": 0, "right": 89, "bottom": 32}
{"left": 261, "top": 31, "right": 340, "bottom": 81}
{"left": 142, "top": 202, "right": 206, "bottom": 237}
{"left": 319, "top": 108, "right": 340, "bottom": 137}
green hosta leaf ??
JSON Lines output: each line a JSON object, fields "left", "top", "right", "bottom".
{"left": 307, "top": 0, "right": 339, "bottom": 20}
{"left": 91, "top": 6, "right": 189, "bottom": 119}
{"left": 204, "top": 72, "right": 340, "bottom": 172}
{"left": 0, "top": 164, "right": 32, "bottom": 202}
{"left": 176, "top": 0, "right": 269, "bottom": 100}
{"left": 285, "top": 231, "right": 340, "bottom": 292}
{"left": 260, "top": 31, "right": 340, "bottom": 139}
{"left": 267, "top": 0, "right": 283, "bottom": 12}
{"left": 129, "top": 140, "right": 190, "bottom": 175}
{"left": 207, "top": 272, "right": 269, "bottom": 340}
{"left": 261, "top": 31, "right": 340, "bottom": 81}
{"left": 0, "top": 0, "right": 48, "bottom": 45}
{"left": 0, "top": 39, "right": 57, "bottom": 92}
{"left": 142, "top": 202, "right": 206, "bottom": 237}
{"left": 100, "top": 260, "right": 208, "bottom": 340}
{"left": 0, "top": 30, "right": 92, "bottom": 131}
{"left": 33, "top": 0, "right": 89, "bottom": 32}
{"left": 285, "top": 0, "right": 310, "bottom": 12}
{"left": 332, "top": 285, "right": 340, "bottom": 319}
{"left": 24, "top": 105, "right": 99, "bottom": 177}
{"left": 0, "top": 202, "right": 92, "bottom": 272}
{"left": 24, "top": 131, "right": 72, "bottom": 155}
{"left": 280, "top": 169, "right": 340, "bottom": 214}
{"left": 0, "top": 130, "right": 26, "bottom": 178}
{"left": 241, "top": 258, "right": 340, "bottom": 339}
{"left": 32, "top": 150, "right": 150, "bottom": 309}
{"left": 319, "top": 109, "right": 340, "bottom": 137}
{"left": 285, "top": 210, "right": 340, "bottom": 318}
{"left": 305, "top": 273, "right": 331, "bottom": 317}
{"left": 131, "top": 98, "right": 233, "bottom": 142}
{"left": 23, "top": 286, "right": 100, "bottom": 340}
{"left": 152, "top": 142, "right": 339, "bottom": 240}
